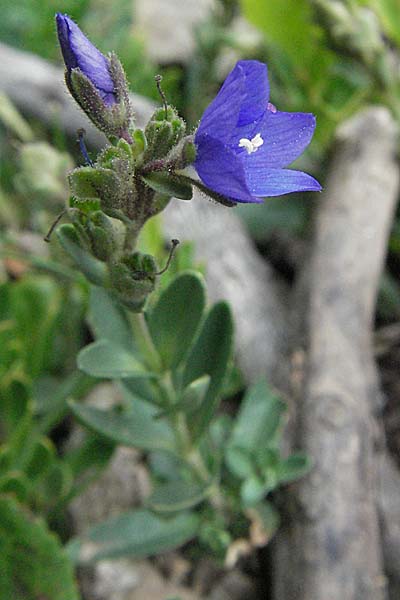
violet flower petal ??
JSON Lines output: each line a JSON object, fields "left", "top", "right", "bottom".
{"left": 241, "top": 110, "right": 316, "bottom": 168}
{"left": 196, "top": 60, "right": 269, "bottom": 143}
{"left": 246, "top": 166, "right": 322, "bottom": 197}
{"left": 195, "top": 134, "right": 263, "bottom": 203}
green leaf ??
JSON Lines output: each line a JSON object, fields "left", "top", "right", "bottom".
{"left": 0, "top": 495, "right": 79, "bottom": 599}
{"left": 0, "top": 473, "right": 30, "bottom": 503}
{"left": 88, "top": 285, "right": 136, "bottom": 352}
{"left": 36, "top": 370, "right": 94, "bottom": 435}
{"left": 240, "top": 475, "right": 266, "bottom": 507}
{"left": 180, "top": 375, "right": 210, "bottom": 413}
{"left": 276, "top": 453, "right": 312, "bottom": 484}
{"left": 147, "top": 480, "right": 210, "bottom": 513}
{"left": 146, "top": 271, "right": 206, "bottom": 370}
{"left": 38, "top": 461, "right": 74, "bottom": 507}
{"left": 224, "top": 446, "right": 254, "bottom": 479}
{"left": 63, "top": 434, "right": 114, "bottom": 503}
{"left": 228, "top": 380, "right": 286, "bottom": 452}
{"left": 141, "top": 172, "right": 193, "bottom": 200}
{"left": 56, "top": 224, "right": 108, "bottom": 285}
{"left": 68, "top": 509, "right": 199, "bottom": 563}
{"left": 25, "top": 438, "right": 54, "bottom": 481}
{"left": 182, "top": 302, "right": 234, "bottom": 439}
{"left": 69, "top": 398, "right": 175, "bottom": 452}
{"left": 78, "top": 339, "right": 153, "bottom": 379}
{"left": 65, "top": 433, "right": 114, "bottom": 479}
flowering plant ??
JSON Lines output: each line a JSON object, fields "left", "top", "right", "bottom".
{"left": 53, "top": 14, "right": 320, "bottom": 311}
{"left": 28, "top": 13, "right": 318, "bottom": 571}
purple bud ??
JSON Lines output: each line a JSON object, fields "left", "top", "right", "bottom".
{"left": 55, "top": 13, "right": 116, "bottom": 106}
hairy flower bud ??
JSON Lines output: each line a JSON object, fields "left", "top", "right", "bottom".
{"left": 56, "top": 14, "right": 133, "bottom": 140}
{"left": 109, "top": 252, "right": 157, "bottom": 311}
{"left": 144, "top": 106, "right": 186, "bottom": 161}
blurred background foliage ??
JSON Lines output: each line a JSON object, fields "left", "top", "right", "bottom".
{"left": 0, "top": 0, "right": 399, "bottom": 591}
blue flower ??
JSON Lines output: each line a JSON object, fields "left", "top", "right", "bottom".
{"left": 56, "top": 13, "right": 116, "bottom": 106}
{"left": 194, "top": 60, "right": 321, "bottom": 203}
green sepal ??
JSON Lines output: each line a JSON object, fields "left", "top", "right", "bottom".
{"left": 144, "top": 106, "right": 186, "bottom": 161}
{"left": 69, "top": 195, "right": 100, "bottom": 214}
{"left": 132, "top": 128, "right": 147, "bottom": 156}
{"left": 164, "top": 136, "right": 196, "bottom": 170}
{"left": 86, "top": 211, "right": 123, "bottom": 262}
{"left": 56, "top": 224, "right": 109, "bottom": 286}
{"left": 68, "top": 166, "right": 120, "bottom": 212}
{"left": 141, "top": 172, "right": 193, "bottom": 201}
{"left": 108, "top": 53, "right": 133, "bottom": 129}
{"left": 68, "top": 65, "right": 132, "bottom": 140}
{"left": 109, "top": 259, "right": 156, "bottom": 312}
{"left": 116, "top": 137, "right": 133, "bottom": 158}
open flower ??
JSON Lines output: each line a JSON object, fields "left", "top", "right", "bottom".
{"left": 56, "top": 13, "right": 116, "bottom": 106}
{"left": 194, "top": 60, "right": 321, "bottom": 203}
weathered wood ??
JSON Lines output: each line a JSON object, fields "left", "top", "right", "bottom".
{"left": 274, "top": 107, "right": 399, "bottom": 600}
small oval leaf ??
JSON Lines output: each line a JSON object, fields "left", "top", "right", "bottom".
{"left": 146, "top": 271, "right": 206, "bottom": 369}
{"left": 69, "top": 399, "right": 175, "bottom": 452}
{"left": 147, "top": 480, "right": 210, "bottom": 513}
{"left": 77, "top": 340, "right": 154, "bottom": 379}
{"left": 182, "top": 301, "right": 234, "bottom": 439}
{"left": 69, "top": 509, "right": 199, "bottom": 563}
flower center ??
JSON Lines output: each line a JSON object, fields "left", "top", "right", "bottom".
{"left": 238, "top": 133, "right": 264, "bottom": 154}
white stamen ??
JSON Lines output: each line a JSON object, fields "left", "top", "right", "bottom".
{"left": 238, "top": 133, "right": 264, "bottom": 154}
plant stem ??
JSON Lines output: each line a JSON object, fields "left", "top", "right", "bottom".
{"left": 128, "top": 312, "right": 162, "bottom": 372}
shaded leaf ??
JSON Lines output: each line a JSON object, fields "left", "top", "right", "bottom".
{"left": 69, "top": 398, "right": 175, "bottom": 452}
{"left": 68, "top": 509, "right": 199, "bottom": 563}
{"left": 182, "top": 302, "right": 233, "bottom": 439}
{"left": 56, "top": 224, "right": 108, "bottom": 285}
{"left": 78, "top": 339, "right": 153, "bottom": 379}
{"left": 228, "top": 380, "right": 286, "bottom": 452}
{"left": 88, "top": 285, "right": 136, "bottom": 352}
{"left": 147, "top": 480, "right": 210, "bottom": 513}
{"left": 146, "top": 272, "right": 206, "bottom": 369}
{"left": 276, "top": 453, "right": 312, "bottom": 484}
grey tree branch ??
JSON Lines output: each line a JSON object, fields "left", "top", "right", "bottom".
{"left": 273, "top": 107, "right": 399, "bottom": 600}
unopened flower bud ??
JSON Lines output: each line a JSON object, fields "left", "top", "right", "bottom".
{"left": 56, "top": 14, "right": 133, "bottom": 141}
